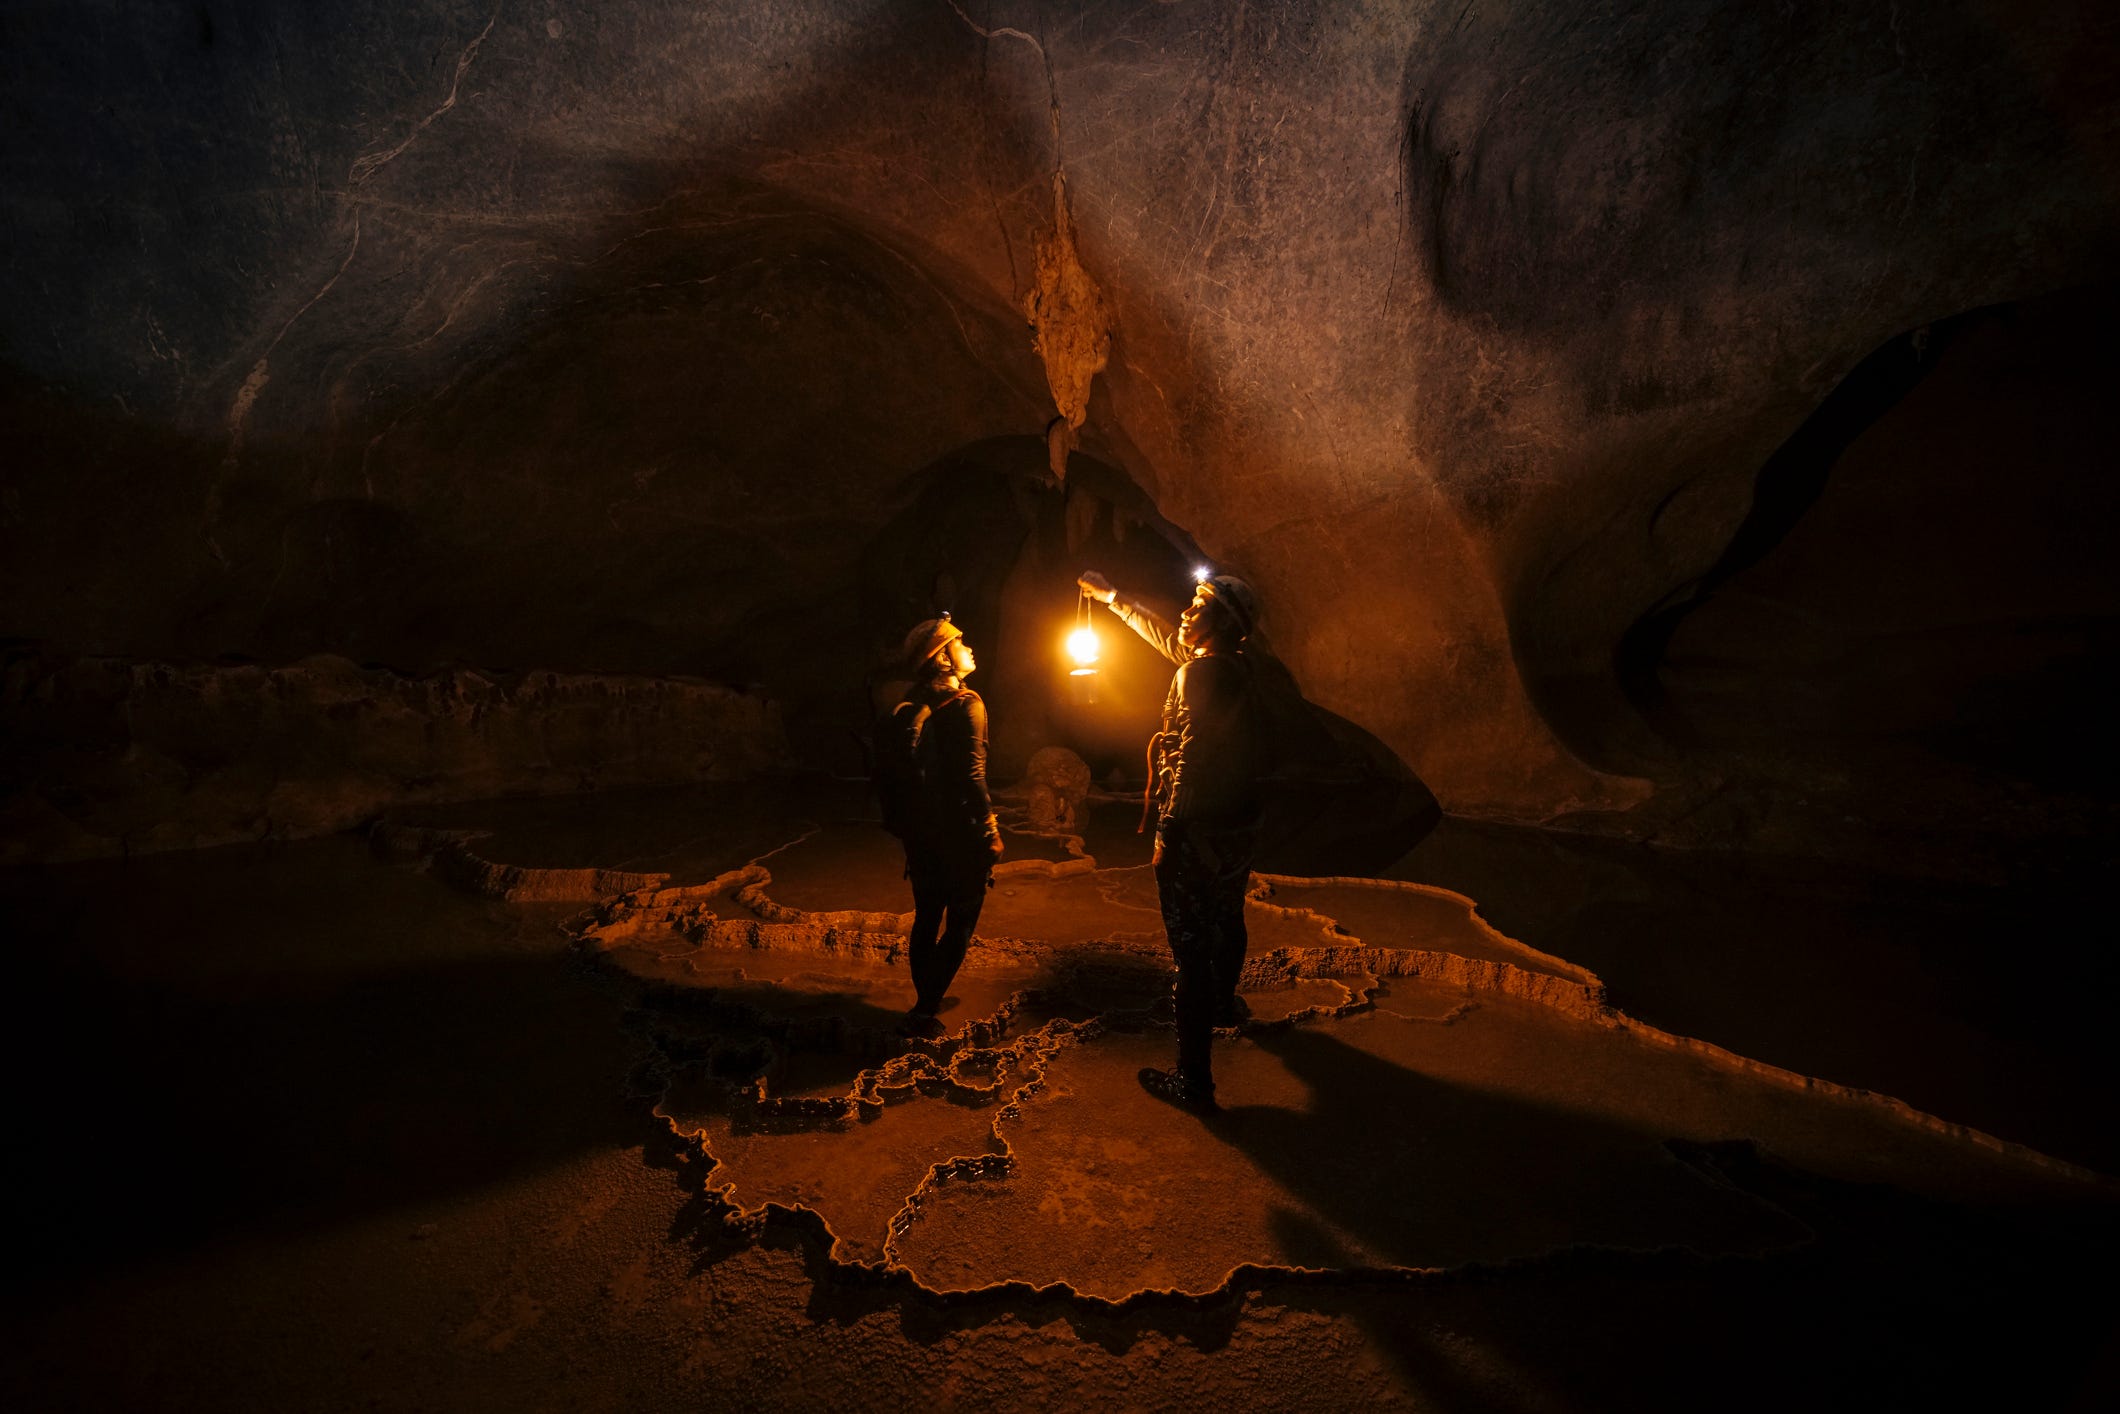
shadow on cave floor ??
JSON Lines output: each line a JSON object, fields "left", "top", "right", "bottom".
{"left": 6, "top": 783, "right": 2117, "bottom": 1411}
{"left": 616, "top": 898, "right": 2118, "bottom": 1406}
{"left": 7, "top": 778, "right": 2104, "bottom": 1241}
{"left": 1221, "top": 1032, "right": 2120, "bottom": 1412}
{"left": 377, "top": 774, "right": 2120, "bottom": 1176}
{"left": 0, "top": 835, "right": 644, "bottom": 1292}
{"left": 1278, "top": 1137, "right": 2120, "bottom": 1414}
{"left": 1395, "top": 814, "right": 2120, "bottom": 1175}
{"left": 886, "top": 1001, "right": 1815, "bottom": 1299}
{"left": 389, "top": 774, "right": 2118, "bottom": 1176}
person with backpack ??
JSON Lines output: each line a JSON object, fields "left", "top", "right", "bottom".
{"left": 1077, "top": 568, "right": 1264, "bottom": 1114}
{"left": 877, "top": 614, "right": 1004, "bottom": 1038}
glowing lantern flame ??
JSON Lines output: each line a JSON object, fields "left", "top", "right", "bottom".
{"left": 1067, "top": 626, "right": 1101, "bottom": 668}
{"left": 1193, "top": 565, "right": 1211, "bottom": 583}
{"left": 1067, "top": 586, "right": 1102, "bottom": 701}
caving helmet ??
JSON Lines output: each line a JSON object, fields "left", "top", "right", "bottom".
{"left": 1196, "top": 573, "right": 1259, "bottom": 641}
{"left": 900, "top": 613, "right": 964, "bottom": 671}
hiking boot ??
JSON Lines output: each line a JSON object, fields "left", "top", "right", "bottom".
{"left": 1214, "top": 995, "right": 1252, "bottom": 1028}
{"left": 897, "top": 1009, "right": 945, "bottom": 1040}
{"left": 1137, "top": 1066, "right": 1218, "bottom": 1115}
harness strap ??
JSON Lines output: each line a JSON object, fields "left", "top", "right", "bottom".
{"left": 1140, "top": 728, "right": 1174, "bottom": 834}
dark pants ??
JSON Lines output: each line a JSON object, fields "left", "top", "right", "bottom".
{"left": 1153, "top": 820, "right": 1255, "bottom": 1091}
{"left": 905, "top": 841, "right": 990, "bottom": 1015}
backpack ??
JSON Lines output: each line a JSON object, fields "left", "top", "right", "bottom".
{"left": 873, "top": 689, "right": 972, "bottom": 839}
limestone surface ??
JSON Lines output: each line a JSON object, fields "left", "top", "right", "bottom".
{"left": 8, "top": 779, "right": 2115, "bottom": 1410}
{"left": 568, "top": 786, "right": 2106, "bottom": 1318}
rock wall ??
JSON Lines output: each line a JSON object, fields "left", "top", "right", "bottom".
{"left": 0, "top": 653, "right": 787, "bottom": 863}
{"left": 3, "top": 0, "right": 2115, "bottom": 838}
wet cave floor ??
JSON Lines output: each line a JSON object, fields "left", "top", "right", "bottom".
{"left": 4, "top": 776, "right": 2116, "bottom": 1410}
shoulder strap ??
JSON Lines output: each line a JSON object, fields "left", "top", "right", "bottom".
{"left": 912, "top": 689, "right": 976, "bottom": 761}
{"left": 889, "top": 699, "right": 931, "bottom": 749}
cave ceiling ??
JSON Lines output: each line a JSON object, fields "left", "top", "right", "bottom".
{"left": 4, "top": 0, "right": 2116, "bottom": 821}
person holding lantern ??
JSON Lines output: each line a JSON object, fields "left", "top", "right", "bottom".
{"left": 1077, "top": 567, "right": 1265, "bottom": 1114}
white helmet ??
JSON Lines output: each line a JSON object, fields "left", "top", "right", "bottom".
{"left": 1198, "top": 574, "right": 1259, "bottom": 639}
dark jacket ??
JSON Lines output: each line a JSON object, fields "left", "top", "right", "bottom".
{"left": 898, "top": 678, "right": 1001, "bottom": 855}
{"left": 1112, "top": 599, "right": 1264, "bottom": 830}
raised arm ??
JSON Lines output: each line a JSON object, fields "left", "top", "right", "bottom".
{"left": 1078, "top": 571, "right": 1188, "bottom": 666}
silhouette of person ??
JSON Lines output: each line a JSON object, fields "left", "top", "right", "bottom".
{"left": 1079, "top": 569, "right": 1263, "bottom": 1112}
{"left": 878, "top": 615, "right": 1003, "bottom": 1037}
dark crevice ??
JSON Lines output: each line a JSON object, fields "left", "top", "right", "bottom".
{"left": 1616, "top": 311, "right": 1976, "bottom": 743}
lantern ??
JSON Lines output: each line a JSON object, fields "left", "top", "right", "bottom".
{"left": 1066, "top": 590, "right": 1100, "bottom": 704}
